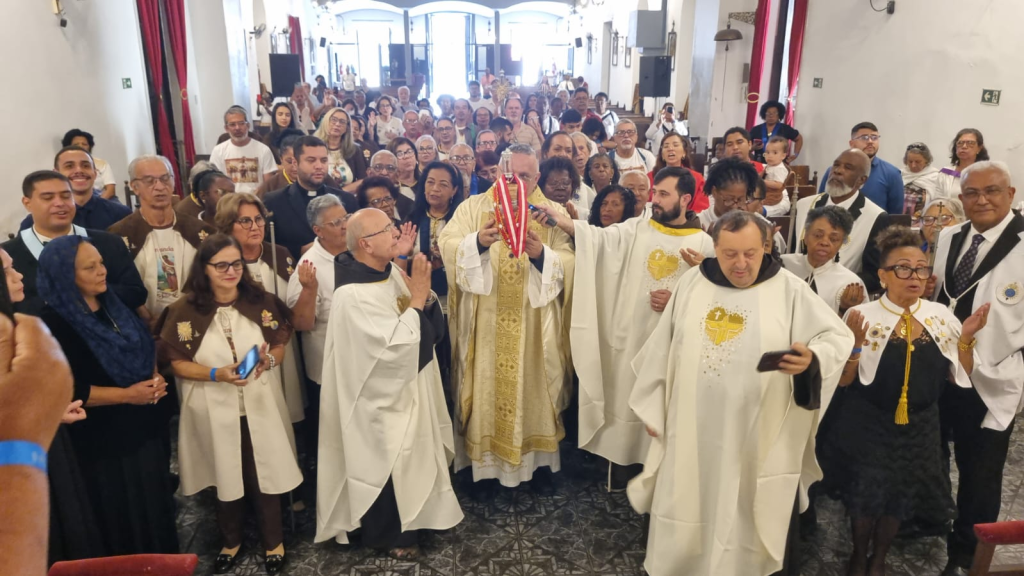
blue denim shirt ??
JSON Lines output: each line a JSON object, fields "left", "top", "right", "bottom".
{"left": 818, "top": 155, "right": 904, "bottom": 214}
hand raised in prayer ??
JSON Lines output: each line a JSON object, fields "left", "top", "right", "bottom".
{"left": 650, "top": 289, "right": 672, "bottom": 313}
{"left": 478, "top": 218, "right": 501, "bottom": 248}
{"left": 252, "top": 342, "right": 271, "bottom": 381}
{"left": 298, "top": 261, "right": 318, "bottom": 291}
{"left": 924, "top": 274, "right": 937, "bottom": 299}
{"left": 125, "top": 376, "right": 169, "bottom": 405}
{"left": 61, "top": 400, "right": 87, "bottom": 425}
{"left": 839, "top": 283, "right": 865, "bottom": 311}
{"left": 845, "top": 309, "right": 869, "bottom": 346}
{"left": 405, "top": 254, "right": 432, "bottom": 309}
{"left": 778, "top": 342, "right": 814, "bottom": 375}
{"left": 395, "top": 222, "right": 418, "bottom": 258}
{"left": 565, "top": 201, "right": 579, "bottom": 221}
{"left": 524, "top": 230, "right": 544, "bottom": 260}
{"left": 680, "top": 248, "right": 704, "bottom": 268}
{"left": 962, "top": 303, "right": 991, "bottom": 341}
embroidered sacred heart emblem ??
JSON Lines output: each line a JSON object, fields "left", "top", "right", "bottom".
{"left": 396, "top": 295, "right": 411, "bottom": 313}
{"left": 704, "top": 306, "right": 746, "bottom": 345}
{"left": 647, "top": 249, "right": 680, "bottom": 281}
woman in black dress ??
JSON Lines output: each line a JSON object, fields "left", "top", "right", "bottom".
{"left": 749, "top": 100, "right": 803, "bottom": 163}
{"left": 36, "top": 236, "right": 179, "bottom": 556}
{"left": 822, "top": 226, "right": 989, "bottom": 576}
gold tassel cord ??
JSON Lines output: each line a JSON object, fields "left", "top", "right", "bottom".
{"left": 894, "top": 311, "right": 913, "bottom": 426}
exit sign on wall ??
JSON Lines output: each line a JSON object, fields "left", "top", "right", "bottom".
{"left": 981, "top": 89, "right": 1001, "bottom": 105}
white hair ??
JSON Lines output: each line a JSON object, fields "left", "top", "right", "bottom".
{"left": 615, "top": 119, "right": 637, "bottom": 132}
{"left": 921, "top": 197, "right": 966, "bottom": 223}
{"left": 370, "top": 149, "right": 397, "bottom": 165}
{"left": 845, "top": 148, "right": 872, "bottom": 179}
{"left": 307, "top": 194, "right": 343, "bottom": 228}
{"left": 961, "top": 160, "right": 1012, "bottom": 187}
{"left": 416, "top": 135, "right": 437, "bottom": 148}
{"left": 508, "top": 143, "right": 536, "bottom": 157}
{"left": 128, "top": 155, "right": 174, "bottom": 181}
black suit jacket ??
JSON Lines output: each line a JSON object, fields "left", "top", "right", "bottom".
{"left": 1, "top": 229, "right": 148, "bottom": 316}
{"left": 264, "top": 183, "right": 359, "bottom": 258}
{"left": 937, "top": 213, "right": 1024, "bottom": 322}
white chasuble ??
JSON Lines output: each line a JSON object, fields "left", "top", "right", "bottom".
{"left": 438, "top": 187, "right": 575, "bottom": 487}
{"left": 626, "top": 266, "right": 853, "bottom": 576}
{"left": 177, "top": 307, "right": 301, "bottom": 501}
{"left": 315, "top": 266, "right": 462, "bottom": 544}
{"left": 781, "top": 254, "right": 868, "bottom": 314}
{"left": 573, "top": 218, "right": 715, "bottom": 465}
{"left": 248, "top": 259, "right": 306, "bottom": 423}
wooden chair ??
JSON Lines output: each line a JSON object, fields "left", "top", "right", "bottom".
{"left": 969, "top": 521, "right": 1024, "bottom": 575}
{"left": 888, "top": 214, "right": 912, "bottom": 228}
{"left": 49, "top": 554, "right": 199, "bottom": 576}
{"left": 790, "top": 165, "right": 811, "bottom": 187}
{"left": 769, "top": 216, "right": 791, "bottom": 247}
{"left": 796, "top": 185, "right": 819, "bottom": 200}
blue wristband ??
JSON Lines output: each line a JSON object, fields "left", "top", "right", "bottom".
{"left": 210, "top": 367, "right": 218, "bottom": 382}
{"left": 851, "top": 347, "right": 863, "bottom": 355}
{"left": 0, "top": 440, "right": 47, "bottom": 474}
{"left": 397, "top": 255, "right": 409, "bottom": 260}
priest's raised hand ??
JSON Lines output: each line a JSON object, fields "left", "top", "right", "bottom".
{"left": 401, "top": 253, "right": 432, "bottom": 309}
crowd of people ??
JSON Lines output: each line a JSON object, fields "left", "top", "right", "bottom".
{"left": 1, "top": 72, "right": 1022, "bottom": 576}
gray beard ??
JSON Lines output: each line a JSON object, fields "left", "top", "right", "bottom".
{"left": 825, "top": 179, "right": 855, "bottom": 199}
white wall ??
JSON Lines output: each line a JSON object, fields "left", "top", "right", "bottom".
{"left": 795, "top": 0, "right": 1024, "bottom": 180}
{"left": 706, "top": 0, "right": 756, "bottom": 140}
{"left": 0, "top": 0, "right": 154, "bottom": 236}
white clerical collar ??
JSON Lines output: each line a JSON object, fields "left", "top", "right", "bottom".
{"left": 20, "top": 225, "right": 90, "bottom": 260}
{"left": 969, "top": 210, "right": 1014, "bottom": 245}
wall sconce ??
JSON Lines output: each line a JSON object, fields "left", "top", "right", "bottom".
{"left": 611, "top": 29, "right": 619, "bottom": 66}
{"left": 714, "top": 18, "right": 744, "bottom": 51}
{"left": 667, "top": 21, "right": 677, "bottom": 70}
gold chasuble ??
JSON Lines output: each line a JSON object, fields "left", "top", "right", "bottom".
{"left": 439, "top": 186, "right": 575, "bottom": 487}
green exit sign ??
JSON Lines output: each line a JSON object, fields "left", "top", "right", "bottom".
{"left": 122, "top": 78, "right": 132, "bottom": 89}
{"left": 981, "top": 89, "right": 1001, "bottom": 106}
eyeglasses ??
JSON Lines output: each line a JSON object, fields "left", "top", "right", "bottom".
{"left": 921, "top": 214, "right": 956, "bottom": 226}
{"left": 450, "top": 155, "right": 474, "bottom": 163}
{"left": 395, "top": 149, "right": 415, "bottom": 159}
{"left": 961, "top": 186, "right": 1008, "bottom": 201}
{"left": 477, "top": 141, "right": 497, "bottom": 149}
{"left": 418, "top": 146, "right": 436, "bottom": 153}
{"left": 329, "top": 117, "right": 349, "bottom": 126}
{"left": 208, "top": 259, "right": 244, "bottom": 273}
{"left": 371, "top": 164, "right": 398, "bottom": 173}
{"left": 853, "top": 134, "right": 881, "bottom": 142}
{"left": 617, "top": 130, "right": 637, "bottom": 137}
{"left": 718, "top": 196, "right": 758, "bottom": 208}
{"left": 226, "top": 121, "right": 248, "bottom": 129}
{"left": 319, "top": 217, "right": 347, "bottom": 229}
{"left": 134, "top": 175, "right": 173, "bottom": 187}
{"left": 236, "top": 215, "right": 267, "bottom": 229}
{"left": 436, "top": 126, "right": 454, "bottom": 133}
{"left": 883, "top": 265, "right": 933, "bottom": 280}
{"left": 362, "top": 223, "right": 394, "bottom": 239}
{"left": 956, "top": 140, "right": 979, "bottom": 148}
{"left": 369, "top": 196, "right": 396, "bottom": 207}
{"left": 545, "top": 178, "right": 573, "bottom": 190}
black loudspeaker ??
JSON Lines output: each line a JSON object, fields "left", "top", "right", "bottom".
{"left": 639, "top": 56, "right": 671, "bottom": 98}
{"left": 575, "top": 37, "right": 583, "bottom": 48}
{"left": 319, "top": 37, "right": 327, "bottom": 48}
{"left": 269, "top": 53, "right": 302, "bottom": 98}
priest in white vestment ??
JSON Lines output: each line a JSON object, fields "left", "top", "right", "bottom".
{"left": 536, "top": 166, "right": 715, "bottom": 491}
{"left": 782, "top": 205, "right": 868, "bottom": 315}
{"left": 627, "top": 211, "right": 854, "bottom": 576}
{"left": 438, "top": 144, "right": 575, "bottom": 491}
{"left": 316, "top": 209, "right": 463, "bottom": 556}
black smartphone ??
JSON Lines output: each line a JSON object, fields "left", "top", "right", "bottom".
{"left": 756, "top": 349, "right": 797, "bottom": 372}
{"left": 667, "top": 106, "right": 674, "bottom": 114}
{"left": 236, "top": 345, "right": 261, "bottom": 379}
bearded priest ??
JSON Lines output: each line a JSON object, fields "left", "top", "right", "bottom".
{"left": 316, "top": 209, "right": 463, "bottom": 559}
{"left": 438, "top": 143, "right": 575, "bottom": 494}
{"left": 628, "top": 210, "right": 854, "bottom": 576}
{"left": 535, "top": 167, "right": 715, "bottom": 492}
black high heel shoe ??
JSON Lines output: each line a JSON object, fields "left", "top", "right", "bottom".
{"left": 265, "top": 551, "right": 286, "bottom": 574}
{"left": 213, "top": 548, "right": 241, "bottom": 574}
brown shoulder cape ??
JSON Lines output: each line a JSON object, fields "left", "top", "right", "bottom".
{"left": 257, "top": 242, "right": 296, "bottom": 281}
{"left": 109, "top": 210, "right": 217, "bottom": 259}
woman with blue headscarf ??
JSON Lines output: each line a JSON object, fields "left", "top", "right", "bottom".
{"left": 37, "top": 235, "right": 179, "bottom": 556}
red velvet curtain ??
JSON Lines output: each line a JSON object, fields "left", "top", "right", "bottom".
{"left": 162, "top": 0, "right": 195, "bottom": 167}
{"left": 784, "top": 0, "right": 809, "bottom": 125}
{"left": 744, "top": 0, "right": 773, "bottom": 128}
{"left": 288, "top": 15, "right": 305, "bottom": 81}
{"left": 137, "top": 0, "right": 182, "bottom": 194}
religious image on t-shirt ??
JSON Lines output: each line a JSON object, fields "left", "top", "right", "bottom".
{"left": 224, "top": 157, "right": 261, "bottom": 185}
{"left": 157, "top": 250, "right": 179, "bottom": 295}
{"left": 904, "top": 184, "right": 927, "bottom": 228}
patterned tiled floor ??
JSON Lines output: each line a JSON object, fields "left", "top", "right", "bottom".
{"left": 176, "top": 422, "right": 1024, "bottom": 575}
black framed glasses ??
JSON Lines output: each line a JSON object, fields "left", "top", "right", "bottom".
{"left": 883, "top": 265, "right": 933, "bottom": 280}
{"left": 371, "top": 164, "right": 398, "bottom": 173}
{"left": 921, "top": 214, "right": 955, "bottom": 226}
{"left": 369, "top": 196, "right": 396, "bottom": 207}
{"left": 208, "top": 259, "right": 244, "bottom": 273}
{"left": 236, "top": 215, "right": 266, "bottom": 230}
{"left": 362, "top": 223, "right": 394, "bottom": 239}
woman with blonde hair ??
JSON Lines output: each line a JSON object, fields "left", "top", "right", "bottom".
{"left": 312, "top": 108, "right": 366, "bottom": 186}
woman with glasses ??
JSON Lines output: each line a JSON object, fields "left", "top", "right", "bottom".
{"left": 822, "top": 226, "right": 988, "bottom": 576}
{"left": 918, "top": 198, "right": 965, "bottom": 260}
{"left": 357, "top": 176, "right": 402, "bottom": 224}
{"left": 540, "top": 156, "right": 584, "bottom": 220}
{"left": 375, "top": 95, "right": 403, "bottom": 147}
{"left": 312, "top": 108, "right": 367, "bottom": 187}
{"left": 415, "top": 135, "right": 439, "bottom": 173}
{"left": 434, "top": 118, "right": 457, "bottom": 161}
{"left": 782, "top": 205, "right": 867, "bottom": 315}
{"left": 157, "top": 233, "right": 300, "bottom": 575}
{"left": 936, "top": 128, "right": 990, "bottom": 200}
{"left": 901, "top": 142, "right": 940, "bottom": 221}
{"left": 215, "top": 193, "right": 305, "bottom": 427}
{"left": 387, "top": 137, "right": 420, "bottom": 200}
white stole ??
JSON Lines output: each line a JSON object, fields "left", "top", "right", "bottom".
{"left": 20, "top": 225, "right": 89, "bottom": 260}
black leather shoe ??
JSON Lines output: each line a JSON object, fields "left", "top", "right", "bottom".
{"left": 939, "top": 562, "right": 969, "bottom": 576}
{"left": 265, "top": 553, "right": 286, "bottom": 575}
{"left": 213, "top": 550, "right": 240, "bottom": 574}
{"left": 530, "top": 468, "right": 556, "bottom": 497}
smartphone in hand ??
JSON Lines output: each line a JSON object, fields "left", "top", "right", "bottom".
{"left": 756, "top": 349, "right": 798, "bottom": 372}
{"left": 236, "top": 345, "right": 261, "bottom": 379}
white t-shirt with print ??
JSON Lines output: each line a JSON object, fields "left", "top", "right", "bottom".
{"left": 210, "top": 139, "right": 277, "bottom": 194}
{"left": 612, "top": 148, "right": 656, "bottom": 175}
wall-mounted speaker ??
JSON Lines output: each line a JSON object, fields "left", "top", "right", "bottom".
{"left": 319, "top": 37, "right": 327, "bottom": 48}
{"left": 639, "top": 56, "right": 671, "bottom": 98}
{"left": 575, "top": 37, "right": 583, "bottom": 48}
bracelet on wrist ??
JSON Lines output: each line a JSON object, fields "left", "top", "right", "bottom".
{"left": 958, "top": 338, "right": 977, "bottom": 352}
{"left": 846, "top": 355, "right": 861, "bottom": 364}
{"left": 210, "top": 367, "right": 218, "bottom": 382}
{"left": 0, "top": 440, "right": 48, "bottom": 474}
{"left": 851, "top": 347, "right": 863, "bottom": 355}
